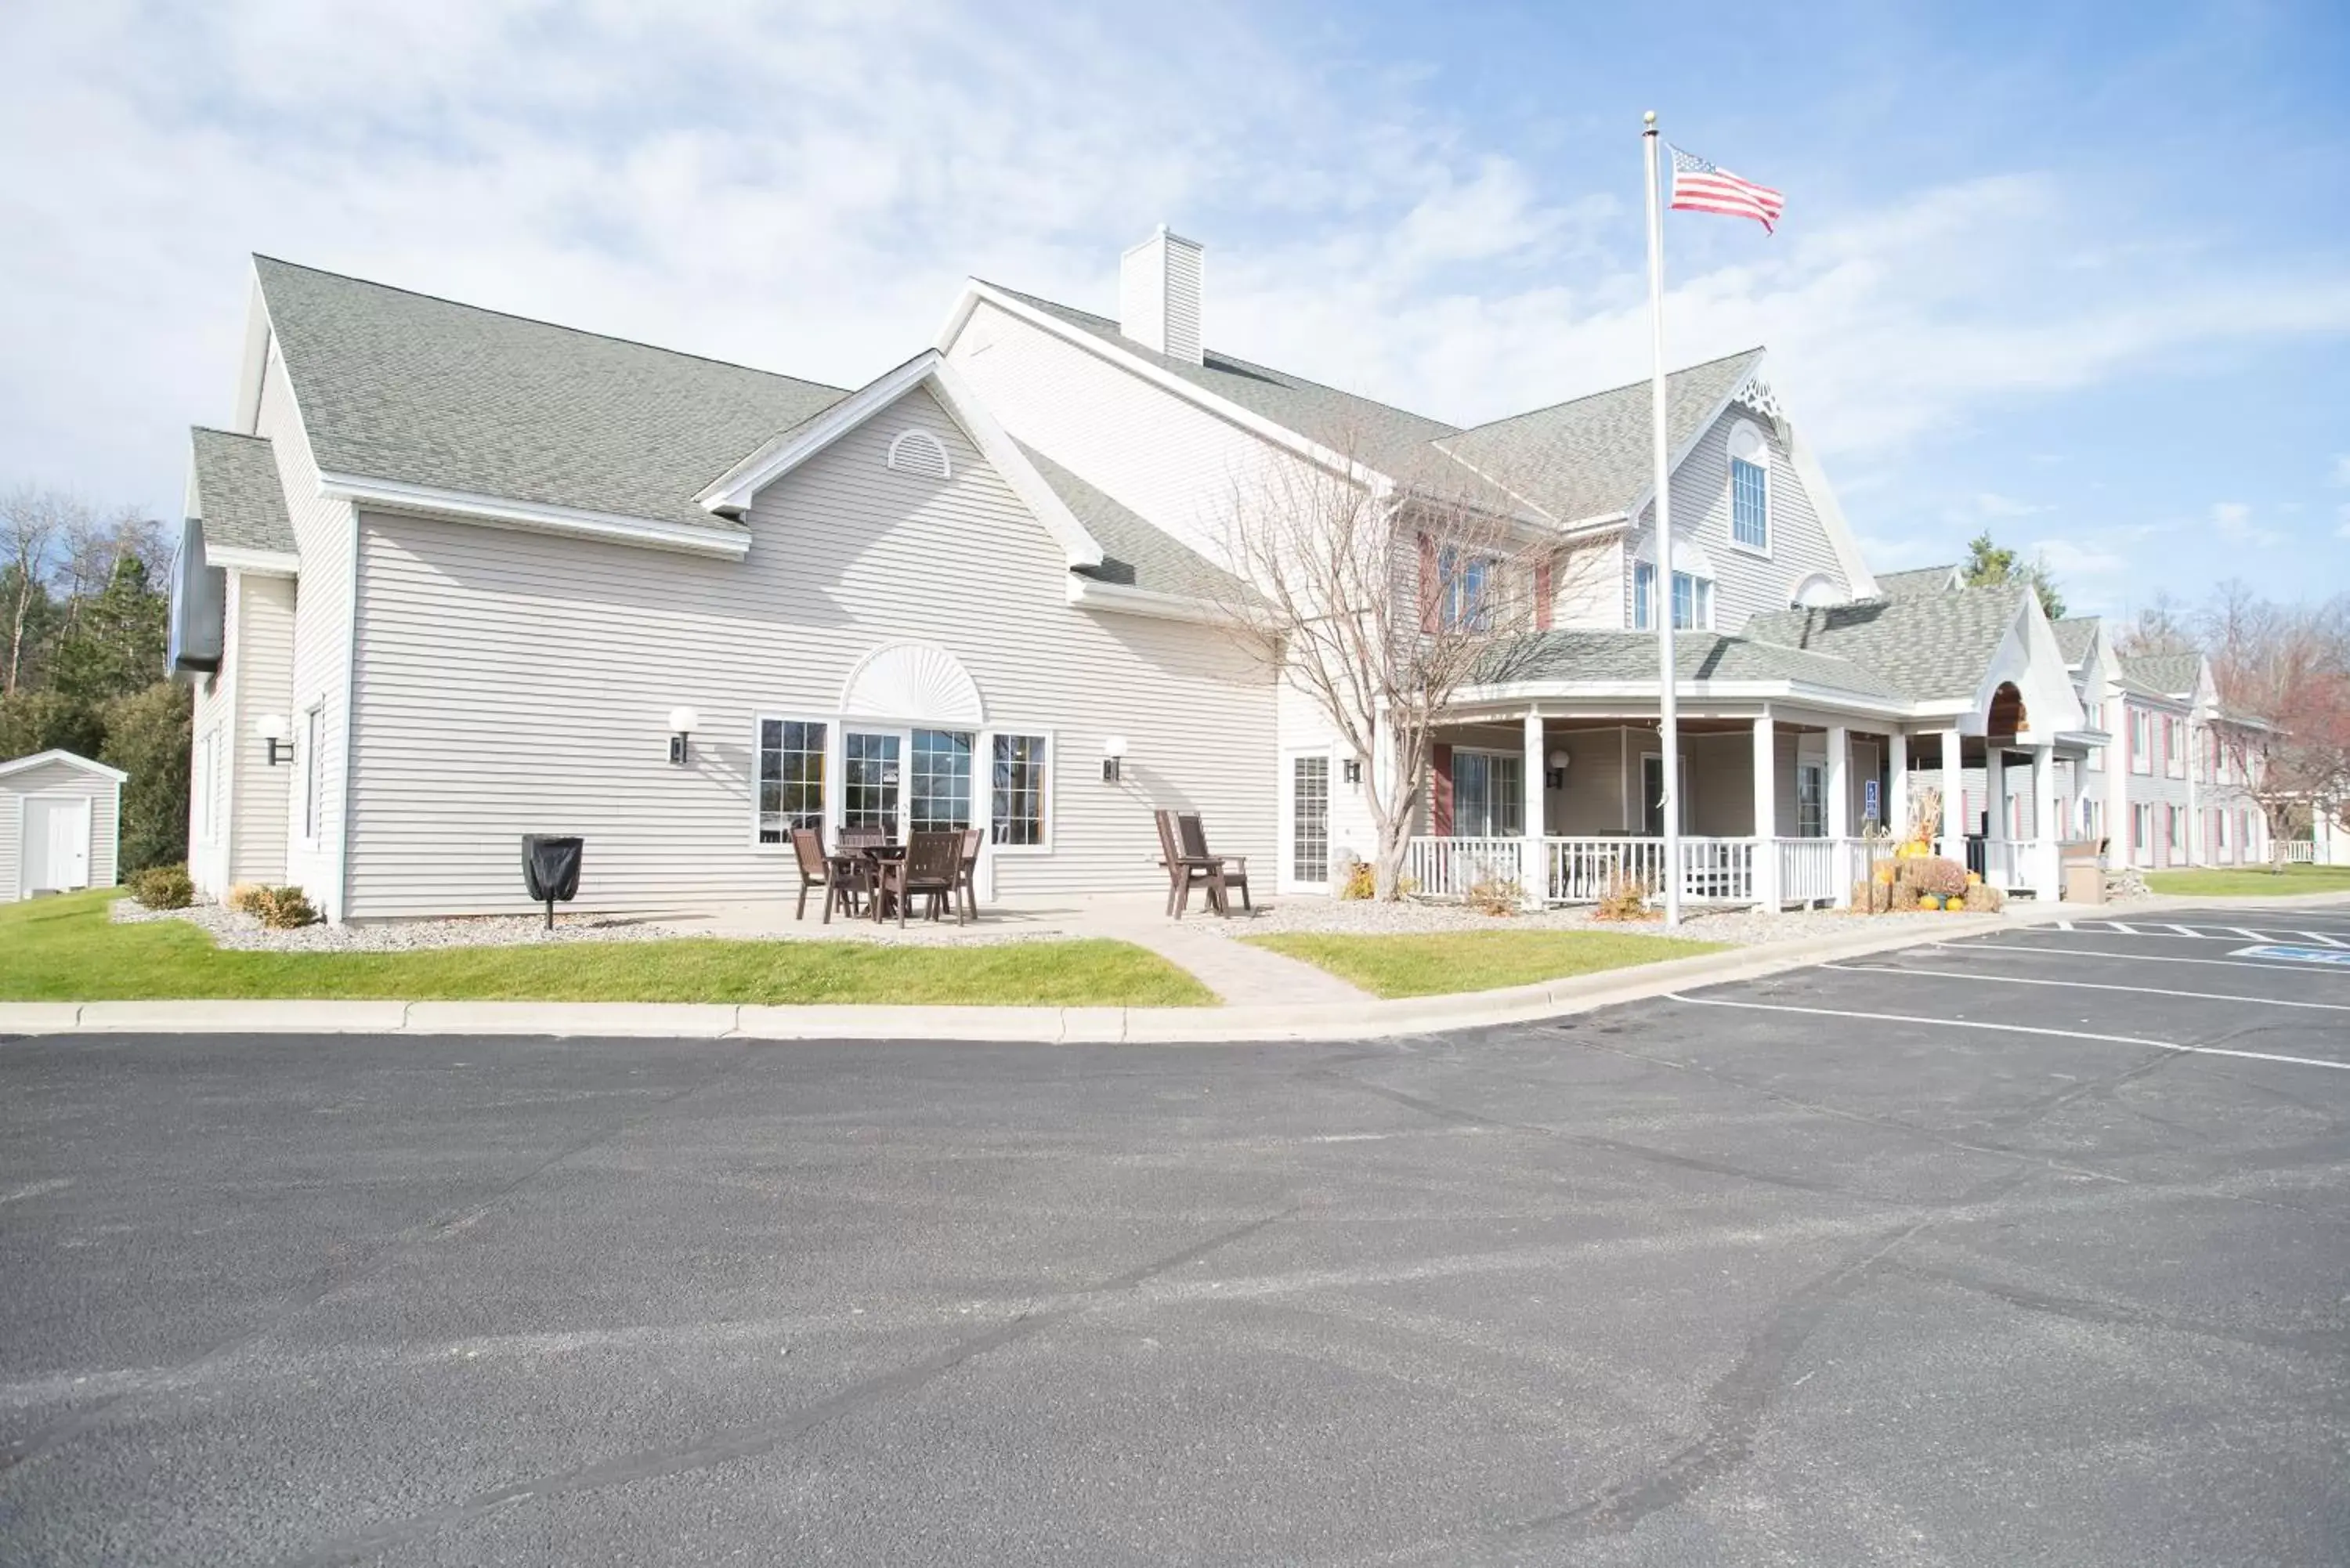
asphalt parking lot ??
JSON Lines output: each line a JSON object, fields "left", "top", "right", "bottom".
{"left": 2, "top": 905, "right": 2346, "bottom": 1566}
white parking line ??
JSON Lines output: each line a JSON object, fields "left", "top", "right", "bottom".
{"left": 2162, "top": 923, "right": 2202, "bottom": 937}
{"left": 1826, "top": 963, "right": 2350, "bottom": 1013}
{"left": 1664, "top": 993, "right": 2350, "bottom": 1073}
{"left": 1945, "top": 941, "right": 2350, "bottom": 977}
{"left": 2300, "top": 931, "right": 2348, "bottom": 948}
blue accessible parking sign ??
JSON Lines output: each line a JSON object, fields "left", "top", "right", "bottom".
{"left": 2229, "top": 944, "right": 2350, "bottom": 967}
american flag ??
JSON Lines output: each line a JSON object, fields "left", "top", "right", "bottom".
{"left": 1669, "top": 146, "right": 1784, "bottom": 233}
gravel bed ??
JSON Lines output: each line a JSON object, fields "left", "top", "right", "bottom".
{"left": 108, "top": 898, "right": 1051, "bottom": 951}
{"left": 1194, "top": 897, "right": 1945, "bottom": 947}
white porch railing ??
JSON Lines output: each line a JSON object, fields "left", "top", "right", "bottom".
{"left": 1980, "top": 838, "right": 2054, "bottom": 891}
{"left": 1543, "top": 836, "right": 1757, "bottom": 904}
{"left": 1402, "top": 836, "right": 1528, "bottom": 900}
{"left": 2283, "top": 840, "right": 2316, "bottom": 865}
{"left": 1774, "top": 838, "right": 1869, "bottom": 907}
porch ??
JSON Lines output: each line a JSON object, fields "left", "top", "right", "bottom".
{"left": 1408, "top": 704, "right": 2091, "bottom": 910}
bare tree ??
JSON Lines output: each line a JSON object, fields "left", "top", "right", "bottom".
{"left": 2113, "top": 591, "right": 2198, "bottom": 657}
{"left": 1, "top": 486, "right": 74, "bottom": 694}
{"left": 2201, "top": 589, "right": 2350, "bottom": 859}
{"left": 1209, "top": 438, "right": 1591, "bottom": 898}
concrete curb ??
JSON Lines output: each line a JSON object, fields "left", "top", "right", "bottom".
{"left": 7, "top": 891, "right": 2345, "bottom": 1046}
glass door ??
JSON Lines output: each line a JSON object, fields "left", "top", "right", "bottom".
{"left": 1291, "top": 754, "right": 1330, "bottom": 885}
{"left": 1795, "top": 762, "right": 1824, "bottom": 837}
{"left": 843, "top": 731, "right": 903, "bottom": 837}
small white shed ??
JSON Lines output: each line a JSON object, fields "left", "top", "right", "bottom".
{"left": 1, "top": 749, "right": 126, "bottom": 901}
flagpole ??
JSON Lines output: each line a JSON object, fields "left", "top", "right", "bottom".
{"left": 1643, "top": 110, "right": 1682, "bottom": 929}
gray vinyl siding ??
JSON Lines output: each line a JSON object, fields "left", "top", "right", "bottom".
{"left": 4, "top": 759, "right": 120, "bottom": 899}
{"left": 1625, "top": 402, "right": 1849, "bottom": 634}
{"left": 252, "top": 333, "right": 356, "bottom": 915}
{"left": 342, "top": 385, "right": 1275, "bottom": 918}
{"left": 228, "top": 572, "right": 295, "bottom": 886}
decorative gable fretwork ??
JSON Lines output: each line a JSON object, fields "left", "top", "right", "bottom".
{"left": 1731, "top": 373, "right": 1787, "bottom": 434}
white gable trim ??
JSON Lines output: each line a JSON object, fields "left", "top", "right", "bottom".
{"left": 695, "top": 350, "right": 1104, "bottom": 572}
{"left": 936, "top": 283, "right": 1396, "bottom": 494}
{"left": 1064, "top": 575, "right": 1232, "bottom": 625}
{"left": 0, "top": 748, "right": 128, "bottom": 783}
{"left": 319, "top": 472, "right": 750, "bottom": 560}
{"left": 1968, "top": 595, "right": 2085, "bottom": 739}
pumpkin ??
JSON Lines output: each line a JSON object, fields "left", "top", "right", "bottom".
{"left": 1947, "top": 900, "right": 1969, "bottom": 913}
{"left": 1965, "top": 871, "right": 1982, "bottom": 885}
{"left": 1919, "top": 894, "right": 1941, "bottom": 911}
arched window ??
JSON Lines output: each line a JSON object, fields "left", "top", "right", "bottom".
{"left": 885, "top": 428, "right": 951, "bottom": 480}
{"left": 1727, "top": 420, "right": 1770, "bottom": 552}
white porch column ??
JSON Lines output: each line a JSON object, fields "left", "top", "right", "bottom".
{"left": 1826, "top": 723, "right": 1852, "bottom": 907}
{"left": 1938, "top": 728, "right": 1964, "bottom": 862}
{"left": 2032, "top": 742, "right": 2059, "bottom": 898}
{"left": 1889, "top": 730, "right": 1910, "bottom": 838}
{"left": 1984, "top": 746, "right": 2008, "bottom": 850}
{"left": 1521, "top": 709, "right": 1546, "bottom": 909}
{"left": 2184, "top": 721, "right": 2200, "bottom": 866}
{"left": 1752, "top": 710, "right": 1780, "bottom": 909}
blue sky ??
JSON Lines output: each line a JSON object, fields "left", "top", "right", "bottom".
{"left": 2, "top": 0, "right": 2345, "bottom": 620}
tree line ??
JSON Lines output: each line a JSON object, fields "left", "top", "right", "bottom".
{"left": 2, "top": 487, "right": 188, "bottom": 874}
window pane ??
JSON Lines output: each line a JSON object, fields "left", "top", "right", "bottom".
{"left": 1292, "top": 754, "right": 1329, "bottom": 883}
{"left": 989, "top": 734, "right": 1047, "bottom": 846}
{"left": 757, "top": 720, "right": 827, "bottom": 843}
{"left": 1731, "top": 456, "right": 1768, "bottom": 548}
{"left": 841, "top": 731, "right": 902, "bottom": 833}
{"left": 1633, "top": 563, "right": 1654, "bottom": 630}
{"left": 910, "top": 728, "right": 973, "bottom": 833}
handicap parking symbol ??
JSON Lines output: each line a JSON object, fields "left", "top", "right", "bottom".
{"left": 2229, "top": 944, "right": 2350, "bottom": 967}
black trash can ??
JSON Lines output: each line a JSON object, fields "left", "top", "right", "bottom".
{"left": 522, "top": 835, "right": 584, "bottom": 929}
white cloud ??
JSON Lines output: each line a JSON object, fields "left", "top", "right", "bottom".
{"left": 2330, "top": 454, "right": 2350, "bottom": 487}
{"left": 2032, "top": 537, "right": 2124, "bottom": 580}
{"left": 2210, "top": 500, "right": 2281, "bottom": 546}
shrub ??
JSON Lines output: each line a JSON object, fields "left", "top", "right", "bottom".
{"left": 224, "top": 882, "right": 266, "bottom": 916}
{"left": 1337, "top": 854, "right": 1376, "bottom": 901}
{"left": 1593, "top": 869, "right": 1653, "bottom": 921}
{"left": 128, "top": 863, "right": 193, "bottom": 910}
{"left": 1963, "top": 883, "right": 2006, "bottom": 913}
{"left": 1465, "top": 876, "right": 1524, "bottom": 917}
{"left": 251, "top": 885, "right": 318, "bottom": 929}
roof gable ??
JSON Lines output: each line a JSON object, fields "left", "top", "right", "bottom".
{"left": 1742, "top": 581, "right": 2033, "bottom": 703}
{"left": 2119, "top": 650, "right": 2205, "bottom": 699}
{"left": 0, "top": 748, "right": 128, "bottom": 783}
{"left": 1875, "top": 564, "right": 1961, "bottom": 602}
{"left": 253, "top": 257, "right": 845, "bottom": 537}
{"left": 188, "top": 428, "right": 296, "bottom": 560}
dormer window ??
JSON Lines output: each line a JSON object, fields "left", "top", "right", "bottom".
{"left": 1728, "top": 420, "right": 1770, "bottom": 553}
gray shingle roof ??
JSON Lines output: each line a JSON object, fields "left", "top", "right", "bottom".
{"left": 188, "top": 427, "right": 295, "bottom": 554}
{"left": 1428, "top": 349, "right": 1766, "bottom": 525}
{"left": 1871, "top": 564, "right": 1961, "bottom": 601}
{"left": 1741, "top": 582, "right": 2030, "bottom": 703}
{"left": 1019, "top": 443, "right": 1249, "bottom": 603}
{"left": 2052, "top": 616, "right": 2102, "bottom": 665}
{"left": 255, "top": 257, "right": 847, "bottom": 532}
{"left": 2120, "top": 651, "right": 2204, "bottom": 699}
{"left": 982, "top": 284, "right": 1461, "bottom": 473}
{"left": 1479, "top": 629, "right": 1904, "bottom": 700}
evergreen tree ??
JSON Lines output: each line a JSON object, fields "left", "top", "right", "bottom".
{"left": 1960, "top": 530, "right": 2066, "bottom": 620}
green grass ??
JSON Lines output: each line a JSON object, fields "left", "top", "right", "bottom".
{"left": 2143, "top": 862, "right": 2350, "bottom": 898}
{"left": 0, "top": 891, "right": 1214, "bottom": 1007}
{"left": 1244, "top": 927, "right": 1727, "bottom": 999}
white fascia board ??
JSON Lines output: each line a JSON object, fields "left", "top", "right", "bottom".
{"left": 321, "top": 472, "right": 750, "bottom": 559}
{"left": 1454, "top": 676, "right": 1910, "bottom": 718}
{"left": 0, "top": 748, "right": 129, "bottom": 782}
{"left": 692, "top": 349, "right": 1104, "bottom": 571}
{"left": 208, "top": 545, "right": 301, "bottom": 576}
{"left": 1064, "top": 575, "right": 1230, "bottom": 624}
{"left": 946, "top": 282, "right": 1394, "bottom": 492}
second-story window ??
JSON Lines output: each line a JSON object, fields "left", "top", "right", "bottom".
{"left": 1437, "top": 545, "right": 1495, "bottom": 630}
{"left": 1729, "top": 421, "right": 1770, "bottom": 551}
{"left": 1633, "top": 562, "right": 1712, "bottom": 631}
{"left": 2130, "top": 706, "right": 2152, "bottom": 775}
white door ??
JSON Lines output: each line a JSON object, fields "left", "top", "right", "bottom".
{"left": 20, "top": 795, "right": 92, "bottom": 896}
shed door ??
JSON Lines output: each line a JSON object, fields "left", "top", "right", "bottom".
{"left": 21, "top": 795, "right": 92, "bottom": 895}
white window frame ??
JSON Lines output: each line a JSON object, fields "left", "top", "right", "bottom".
{"left": 1450, "top": 747, "right": 1524, "bottom": 839}
{"left": 1280, "top": 743, "right": 1337, "bottom": 894}
{"left": 1633, "top": 562, "right": 1714, "bottom": 632}
{"left": 752, "top": 715, "right": 831, "bottom": 847}
{"left": 986, "top": 730, "right": 1055, "bottom": 857}
{"left": 2129, "top": 707, "right": 2152, "bottom": 775}
{"left": 2131, "top": 803, "right": 2153, "bottom": 867}
{"left": 2163, "top": 715, "right": 2185, "bottom": 779}
{"left": 1726, "top": 419, "right": 1771, "bottom": 556}
{"left": 749, "top": 712, "right": 1055, "bottom": 857}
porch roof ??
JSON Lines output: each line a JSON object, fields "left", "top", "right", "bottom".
{"left": 1476, "top": 628, "right": 1905, "bottom": 701}
{"left": 188, "top": 427, "right": 296, "bottom": 555}
{"left": 1740, "top": 581, "right": 2030, "bottom": 703}
{"left": 1018, "top": 443, "right": 1253, "bottom": 603}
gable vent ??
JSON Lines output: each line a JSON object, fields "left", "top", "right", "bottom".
{"left": 886, "top": 428, "right": 951, "bottom": 480}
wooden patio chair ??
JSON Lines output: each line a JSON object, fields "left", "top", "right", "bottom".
{"left": 880, "top": 830, "right": 967, "bottom": 927}
{"left": 954, "top": 826, "right": 985, "bottom": 921}
{"left": 789, "top": 826, "right": 859, "bottom": 923}
{"left": 1177, "top": 813, "right": 1251, "bottom": 916}
{"left": 1154, "top": 808, "right": 1219, "bottom": 919}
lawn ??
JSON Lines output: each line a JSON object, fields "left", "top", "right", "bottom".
{"left": 2143, "top": 863, "right": 2350, "bottom": 898}
{"left": 0, "top": 891, "right": 1213, "bottom": 1007}
{"left": 1245, "top": 927, "right": 1726, "bottom": 999}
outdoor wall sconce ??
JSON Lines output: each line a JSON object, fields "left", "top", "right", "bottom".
{"left": 1343, "top": 756, "right": 1363, "bottom": 785}
{"left": 1546, "top": 749, "right": 1570, "bottom": 790}
{"left": 255, "top": 711, "right": 291, "bottom": 766}
{"left": 667, "top": 707, "right": 700, "bottom": 766}
{"left": 1101, "top": 734, "right": 1127, "bottom": 784}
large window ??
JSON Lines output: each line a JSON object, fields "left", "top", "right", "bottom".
{"left": 2129, "top": 707, "right": 2152, "bottom": 775}
{"left": 909, "top": 728, "right": 974, "bottom": 833}
{"left": 757, "top": 719, "right": 827, "bottom": 843}
{"left": 1728, "top": 421, "right": 1770, "bottom": 551}
{"left": 990, "top": 734, "right": 1049, "bottom": 847}
{"left": 1451, "top": 750, "right": 1524, "bottom": 838}
{"left": 1291, "top": 754, "right": 1330, "bottom": 884}
{"left": 843, "top": 731, "right": 900, "bottom": 832}
{"left": 1633, "top": 562, "right": 1712, "bottom": 630}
